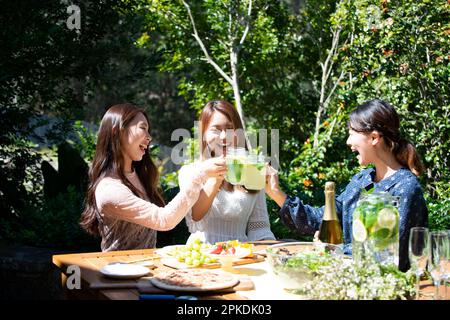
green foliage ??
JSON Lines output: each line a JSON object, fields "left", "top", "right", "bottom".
{"left": 143, "top": 0, "right": 321, "bottom": 239}
{"left": 160, "top": 171, "right": 180, "bottom": 190}
{"left": 286, "top": 112, "right": 360, "bottom": 202}
{"left": 0, "top": 0, "right": 145, "bottom": 225}
{"left": 326, "top": 0, "right": 449, "bottom": 226}
{"left": 1, "top": 0, "right": 448, "bottom": 248}
{"left": 71, "top": 121, "right": 97, "bottom": 163}
{"left": 426, "top": 182, "right": 450, "bottom": 231}
{"left": 1, "top": 0, "right": 197, "bottom": 249}
{"left": 144, "top": 0, "right": 315, "bottom": 145}
{"left": 151, "top": 0, "right": 449, "bottom": 235}
{"left": 0, "top": 141, "right": 96, "bottom": 249}
{"left": 276, "top": 0, "right": 449, "bottom": 230}
{"left": 0, "top": 136, "right": 43, "bottom": 222}
{"left": 179, "top": 125, "right": 201, "bottom": 165}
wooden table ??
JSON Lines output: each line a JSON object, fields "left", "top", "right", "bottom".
{"left": 52, "top": 241, "right": 447, "bottom": 300}
{"left": 52, "top": 241, "right": 282, "bottom": 300}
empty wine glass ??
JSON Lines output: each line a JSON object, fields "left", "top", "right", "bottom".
{"left": 443, "top": 230, "right": 450, "bottom": 299}
{"left": 429, "top": 231, "right": 448, "bottom": 300}
{"left": 409, "top": 227, "right": 429, "bottom": 300}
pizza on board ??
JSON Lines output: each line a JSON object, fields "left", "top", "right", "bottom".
{"left": 150, "top": 269, "right": 239, "bottom": 292}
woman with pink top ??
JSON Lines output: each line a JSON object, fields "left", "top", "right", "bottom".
{"left": 80, "top": 103, "right": 226, "bottom": 251}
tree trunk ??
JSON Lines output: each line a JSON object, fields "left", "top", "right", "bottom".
{"left": 230, "top": 48, "right": 245, "bottom": 131}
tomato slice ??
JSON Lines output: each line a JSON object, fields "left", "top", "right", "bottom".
{"left": 209, "top": 245, "right": 223, "bottom": 255}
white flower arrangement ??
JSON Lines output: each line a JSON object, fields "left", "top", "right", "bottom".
{"left": 292, "top": 255, "right": 415, "bottom": 300}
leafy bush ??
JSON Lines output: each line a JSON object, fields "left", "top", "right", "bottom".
{"left": 70, "top": 120, "right": 98, "bottom": 163}
{"left": 426, "top": 183, "right": 450, "bottom": 231}
{"left": 276, "top": 0, "right": 450, "bottom": 232}
{"left": 0, "top": 136, "right": 43, "bottom": 223}
{"left": 0, "top": 186, "right": 99, "bottom": 250}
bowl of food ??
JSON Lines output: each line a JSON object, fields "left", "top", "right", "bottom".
{"left": 266, "top": 242, "right": 344, "bottom": 290}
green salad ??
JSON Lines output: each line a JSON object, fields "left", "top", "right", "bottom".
{"left": 279, "top": 251, "right": 337, "bottom": 272}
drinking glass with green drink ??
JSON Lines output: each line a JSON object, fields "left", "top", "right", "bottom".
{"left": 225, "top": 147, "right": 247, "bottom": 185}
{"left": 242, "top": 154, "right": 266, "bottom": 190}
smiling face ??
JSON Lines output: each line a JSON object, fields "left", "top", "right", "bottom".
{"left": 346, "top": 129, "right": 378, "bottom": 166}
{"left": 204, "top": 111, "right": 236, "bottom": 157}
{"left": 121, "top": 112, "right": 152, "bottom": 164}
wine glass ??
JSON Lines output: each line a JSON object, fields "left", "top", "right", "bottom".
{"left": 408, "top": 227, "right": 429, "bottom": 300}
{"left": 428, "top": 231, "right": 448, "bottom": 300}
{"left": 443, "top": 230, "right": 450, "bottom": 299}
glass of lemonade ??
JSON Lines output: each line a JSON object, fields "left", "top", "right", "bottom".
{"left": 242, "top": 154, "right": 266, "bottom": 190}
{"left": 225, "top": 147, "right": 247, "bottom": 185}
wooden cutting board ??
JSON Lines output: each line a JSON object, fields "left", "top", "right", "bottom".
{"left": 90, "top": 276, "right": 254, "bottom": 293}
{"left": 90, "top": 277, "right": 152, "bottom": 290}
{"left": 139, "top": 277, "right": 255, "bottom": 294}
{"left": 161, "top": 254, "right": 265, "bottom": 270}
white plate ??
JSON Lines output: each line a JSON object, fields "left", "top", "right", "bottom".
{"left": 207, "top": 247, "right": 252, "bottom": 261}
{"left": 253, "top": 248, "right": 267, "bottom": 256}
{"left": 99, "top": 263, "right": 150, "bottom": 279}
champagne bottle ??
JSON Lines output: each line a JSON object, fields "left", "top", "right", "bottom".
{"left": 318, "top": 181, "right": 343, "bottom": 244}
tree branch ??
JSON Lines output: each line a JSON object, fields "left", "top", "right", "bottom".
{"left": 323, "top": 70, "right": 344, "bottom": 109}
{"left": 326, "top": 103, "right": 343, "bottom": 141}
{"left": 324, "top": 28, "right": 341, "bottom": 84}
{"left": 239, "top": 0, "right": 252, "bottom": 45}
{"left": 182, "top": 0, "right": 233, "bottom": 85}
{"left": 313, "top": 26, "right": 344, "bottom": 148}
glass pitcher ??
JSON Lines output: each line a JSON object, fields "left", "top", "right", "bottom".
{"left": 352, "top": 192, "right": 400, "bottom": 267}
{"left": 242, "top": 154, "right": 266, "bottom": 190}
{"left": 225, "top": 147, "right": 247, "bottom": 185}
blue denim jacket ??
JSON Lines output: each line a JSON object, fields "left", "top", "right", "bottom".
{"left": 279, "top": 167, "right": 428, "bottom": 271}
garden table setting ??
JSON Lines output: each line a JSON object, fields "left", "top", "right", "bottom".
{"left": 52, "top": 239, "right": 447, "bottom": 301}
{"left": 3, "top": 0, "right": 450, "bottom": 308}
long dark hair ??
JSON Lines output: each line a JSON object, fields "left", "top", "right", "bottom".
{"left": 348, "top": 99, "right": 424, "bottom": 176}
{"left": 80, "top": 103, "right": 165, "bottom": 236}
{"left": 199, "top": 100, "right": 257, "bottom": 193}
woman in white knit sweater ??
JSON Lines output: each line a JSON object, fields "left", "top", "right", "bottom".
{"left": 179, "top": 100, "right": 275, "bottom": 244}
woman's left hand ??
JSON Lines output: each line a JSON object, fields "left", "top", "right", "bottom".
{"left": 265, "top": 164, "right": 280, "bottom": 195}
{"left": 264, "top": 164, "right": 287, "bottom": 207}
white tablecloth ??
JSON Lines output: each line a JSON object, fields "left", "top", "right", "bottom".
{"left": 231, "top": 261, "right": 308, "bottom": 300}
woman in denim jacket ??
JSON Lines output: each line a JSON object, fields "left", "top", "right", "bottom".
{"left": 265, "top": 99, "right": 428, "bottom": 271}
